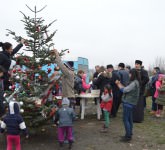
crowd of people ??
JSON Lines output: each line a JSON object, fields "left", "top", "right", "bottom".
{"left": 0, "top": 42, "right": 165, "bottom": 149}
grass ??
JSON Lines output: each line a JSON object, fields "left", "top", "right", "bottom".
{"left": 137, "top": 97, "right": 165, "bottom": 145}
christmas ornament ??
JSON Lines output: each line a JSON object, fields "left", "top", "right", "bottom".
{"left": 13, "top": 70, "right": 16, "bottom": 73}
{"left": 15, "top": 76, "right": 20, "bottom": 80}
{"left": 47, "top": 68, "right": 52, "bottom": 74}
{"left": 20, "top": 109, "right": 24, "bottom": 113}
{"left": 19, "top": 101, "right": 24, "bottom": 106}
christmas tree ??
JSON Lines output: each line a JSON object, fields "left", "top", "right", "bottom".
{"left": 4, "top": 5, "right": 67, "bottom": 130}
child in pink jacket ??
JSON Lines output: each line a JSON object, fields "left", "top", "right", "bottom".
{"left": 81, "top": 74, "right": 91, "bottom": 94}
{"left": 154, "top": 74, "right": 164, "bottom": 117}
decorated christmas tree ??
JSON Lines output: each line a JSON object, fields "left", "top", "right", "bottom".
{"left": 4, "top": 5, "right": 67, "bottom": 130}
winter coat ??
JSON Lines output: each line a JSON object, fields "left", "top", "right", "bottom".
{"left": 121, "top": 80, "right": 140, "bottom": 106}
{"left": 82, "top": 74, "right": 91, "bottom": 91}
{"left": 0, "top": 102, "right": 28, "bottom": 136}
{"left": 137, "top": 68, "right": 149, "bottom": 95}
{"left": 100, "top": 92, "right": 113, "bottom": 112}
{"left": 117, "top": 69, "right": 130, "bottom": 86}
{"left": 55, "top": 55, "right": 75, "bottom": 98}
{"left": 93, "top": 72, "right": 111, "bottom": 94}
{"left": 74, "top": 75, "right": 86, "bottom": 94}
{"left": 0, "top": 79, "right": 5, "bottom": 116}
{"left": 0, "top": 43, "right": 23, "bottom": 90}
{"left": 0, "top": 43, "right": 23, "bottom": 72}
{"left": 55, "top": 105, "right": 76, "bottom": 127}
{"left": 154, "top": 80, "right": 162, "bottom": 98}
{"left": 155, "top": 85, "right": 165, "bottom": 106}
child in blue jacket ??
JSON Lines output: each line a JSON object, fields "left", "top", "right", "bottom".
{"left": 0, "top": 101, "right": 28, "bottom": 150}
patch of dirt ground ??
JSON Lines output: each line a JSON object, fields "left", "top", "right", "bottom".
{"left": 1, "top": 99, "right": 165, "bottom": 150}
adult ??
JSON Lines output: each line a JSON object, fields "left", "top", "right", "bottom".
{"left": 50, "top": 49, "right": 75, "bottom": 107}
{"left": 116, "top": 68, "right": 140, "bottom": 142}
{"left": 0, "top": 39, "right": 25, "bottom": 90}
{"left": 117, "top": 63, "right": 130, "bottom": 115}
{"left": 93, "top": 65, "right": 100, "bottom": 79}
{"left": 117, "top": 63, "right": 130, "bottom": 86}
{"left": 106, "top": 64, "right": 120, "bottom": 117}
{"left": 133, "top": 60, "right": 149, "bottom": 122}
{"left": 93, "top": 66, "right": 112, "bottom": 119}
{"left": 0, "top": 66, "right": 5, "bottom": 117}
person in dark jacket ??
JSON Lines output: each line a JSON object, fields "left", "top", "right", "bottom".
{"left": 0, "top": 101, "right": 28, "bottom": 150}
{"left": 133, "top": 60, "right": 149, "bottom": 122}
{"left": 106, "top": 64, "right": 120, "bottom": 117}
{"left": 117, "top": 63, "right": 130, "bottom": 115}
{"left": 0, "top": 66, "right": 5, "bottom": 117}
{"left": 74, "top": 70, "right": 86, "bottom": 106}
{"left": 0, "top": 39, "right": 25, "bottom": 90}
{"left": 93, "top": 65, "right": 100, "bottom": 79}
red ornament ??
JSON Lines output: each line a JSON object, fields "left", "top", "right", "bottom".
{"left": 47, "top": 68, "right": 52, "bottom": 74}
{"left": 36, "top": 26, "right": 40, "bottom": 32}
{"left": 12, "top": 85, "right": 15, "bottom": 90}
{"left": 13, "top": 70, "right": 16, "bottom": 73}
{"left": 27, "top": 83, "right": 30, "bottom": 87}
{"left": 17, "top": 68, "right": 21, "bottom": 72}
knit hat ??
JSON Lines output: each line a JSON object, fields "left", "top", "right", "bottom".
{"left": 106, "top": 64, "right": 113, "bottom": 69}
{"left": 64, "top": 61, "right": 74, "bottom": 71}
{"left": 135, "top": 60, "right": 142, "bottom": 65}
{"left": 62, "top": 97, "right": 70, "bottom": 106}
{"left": 118, "top": 63, "right": 125, "bottom": 68}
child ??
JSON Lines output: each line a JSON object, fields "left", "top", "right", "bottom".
{"left": 81, "top": 73, "right": 91, "bottom": 94}
{"left": 0, "top": 65, "right": 5, "bottom": 118}
{"left": 55, "top": 98, "right": 76, "bottom": 149}
{"left": 100, "top": 84, "right": 113, "bottom": 133}
{"left": 0, "top": 101, "right": 28, "bottom": 150}
{"left": 154, "top": 74, "right": 164, "bottom": 117}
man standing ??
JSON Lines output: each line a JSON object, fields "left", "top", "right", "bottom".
{"left": 133, "top": 60, "right": 149, "bottom": 122}
{"left": 50, "top": 49, "right": 75, "bottom": 107}
{"left": 106, "top": 64, "right": 120, "bottom": 117}
{"left": 117, "top": 63, "right": 130, "bottom": 114}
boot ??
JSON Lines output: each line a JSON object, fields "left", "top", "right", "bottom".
{"left": 100, "top": 127, "right": 108, "bottom": 133}
{"left": 68, "top": 141, "right": 73, "bottom": 150}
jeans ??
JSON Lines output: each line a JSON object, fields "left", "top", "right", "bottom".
{"left": 123, "top": 103, "right": 134, "bottom": 138}
{"left": 7, "top": 135, "right": 21, "bottom": 150}
{"left": 152, "top": 96, "right": 157, "bottom": 111}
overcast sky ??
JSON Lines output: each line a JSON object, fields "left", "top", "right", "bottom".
{"left": 1, "top": 0, "right": 165, "bottom": 69}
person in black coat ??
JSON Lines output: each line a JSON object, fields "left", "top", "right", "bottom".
{"left": 106, "top": 64, "right": 120, "bottom": 117}
{"left": 0, "top": 66, "right": 5, "bottom": 117}
{"left": 0, "top": 39, "right": 25, "bottom": 90}
{"left": 133, "top": 60, "right": 149, "bottom": 122}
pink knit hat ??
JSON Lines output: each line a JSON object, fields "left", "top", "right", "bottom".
{"left": 158, "top": 74, "right": 165, "bottom": 78}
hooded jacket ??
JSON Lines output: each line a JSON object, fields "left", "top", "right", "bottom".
{"left": 0, "top": 101, "right": 28, "bottom": 135}
{"left": 55, "top": 54, "right": 75, "bottom": 98}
